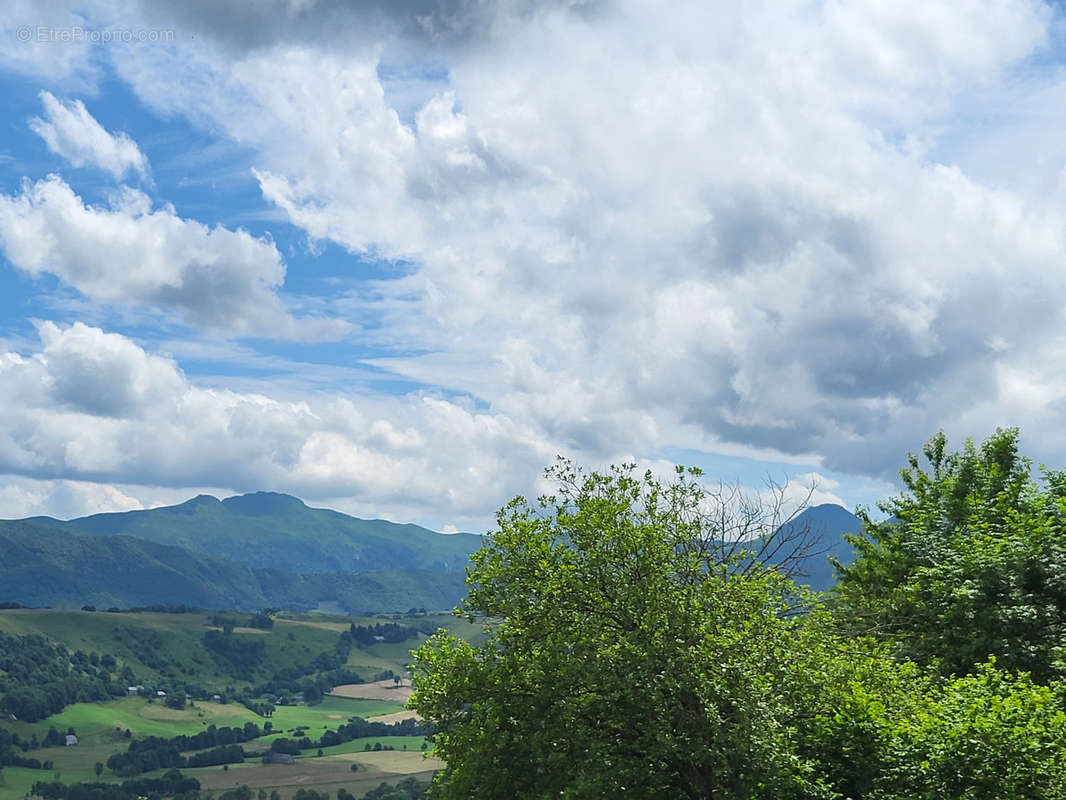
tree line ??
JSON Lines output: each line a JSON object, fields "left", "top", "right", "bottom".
{"left": 0, "top": 633, "right": 125, "bottom": 721}
{"left": 106, "top": 722, "right": 269, "bottom": 776}
{"left": 31, "top": 774, "right": 428, "bottom": 800}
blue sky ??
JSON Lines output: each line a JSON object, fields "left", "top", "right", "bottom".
{"left": 1, "top": 0, "right": 1064, "bottom": 530}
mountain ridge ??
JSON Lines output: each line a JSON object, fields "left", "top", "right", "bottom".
{"left": 0, "top": 517, "right": 468, "bottom": 612}
{"left": 23, "top": 491, "right": 480, "bottom": 575}
{"left": 0, "top": 492, "right": 865, "bottom": 609}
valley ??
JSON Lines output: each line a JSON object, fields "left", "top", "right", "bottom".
{"left": 0, "top": 491, "right": 862, "bottom": 800}
{"left": 0, "top": 607, "right": 477, "bottom": 800}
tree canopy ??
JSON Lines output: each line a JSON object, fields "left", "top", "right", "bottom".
{"left": 832, "top": 427, "right": 1066, "bottom": 682}
{"left": 411, "top": 449, "right": 1066, "bottom": 799}
{"left": 412, "top": 462, "right": 852, "bottom": 798}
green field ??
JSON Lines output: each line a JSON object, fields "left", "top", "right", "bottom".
{"left": 0, "top": 737, "right": 437, "bottom": 800}
{"left": 188, "top": 752, "right": 441, "bottom": 800}
{"left": 0, "top": 608, "right": 457, "bottom": 800}
{"left": 0, "top": 698, "right": 265, "bottom": 800}
{"left": 0, "top": 608, "right": 476, "bottom": 690}
{"left": 0, "top": 695, "right": 423, "bottom": 800}
{"left": 316, "top": 736, "right": 430, "bottom": 756}
{"left": 8, "top": 697, "right": 265, "bottom": 739}
{"left": 270, "top": 697, "right": 406, "bottom": 731}
{"left": 2, "top": 695, "right": 408, "bottom": 746}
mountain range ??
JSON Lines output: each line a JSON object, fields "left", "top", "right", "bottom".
{"left": 1, "top": 493, "right": 480, "bottom": 613}
{"left": 30, "top": 491, "right": 480, "bottom": 574}
{"left": 0, "top": 493, "right": 864, "bottom": 610}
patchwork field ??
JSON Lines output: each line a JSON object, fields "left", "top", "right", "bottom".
{"left": 192, "top": 752, "right": 441, "bottom": 799}
{"left": 0, "top": 608, "right": 456, "bottom": 800}
{"left": 0, "top": 694, "right": 426, "bottom": 800}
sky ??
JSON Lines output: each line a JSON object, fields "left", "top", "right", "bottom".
{"left": 0, "top": 0, "right": 1064, "bottom": 531}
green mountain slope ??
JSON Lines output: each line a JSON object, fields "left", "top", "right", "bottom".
{"left": 770, "top": 503, "right": 862, "bottom": 592}
{"left": 30, "top": 492, "right": 479, "bottom": 574}
{"left": 0, "top": 518, "right": 466, "bottom": 612}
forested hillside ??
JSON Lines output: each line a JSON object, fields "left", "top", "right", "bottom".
{"left": 32, "top": 492, "right": 479, "bottom": 574}
{"left": 0, "top": 519, "right": 466, "bottom": 612}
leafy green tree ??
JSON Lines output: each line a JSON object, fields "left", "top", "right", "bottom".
{"left": 832, "top": 428, "right": 1066, "bottom": 681}
{"left": 164, "top": 690, "right": 187, "bottom": 710}
{"left": 411, "top": 461, "right": 847, "bottom": 800}
{"left": 801, "top": 657, "right": 1066, "bottom": 799}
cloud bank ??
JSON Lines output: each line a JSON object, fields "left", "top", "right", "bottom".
{"left": 0, "top": 322, "right": 554, "bottom": 525}
{"left": 1, "top": 0, "right": 1065, "bottom": 522}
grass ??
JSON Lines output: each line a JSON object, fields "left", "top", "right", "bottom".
{"left": 269, "top": 696, "right": 406, "bottom": 732}
{"left": 329, "top": 750, "right": 443, "bottom": 774}
{"left": 0, "top": 696, "right": 421, "bottom": 800}
{"left": 314, "top": 736, "right": 429, "bottom": 756}
{"left": 1, "top": 766, "right": 86, "bottom": 800}
{"left": 0, "top": 739, "right": 439, "bottom": 800}
{"left": 0, "top": 609, "right": 476, "bottom": 692}
{"left": 0, "top": 698, "right": 269, "bottom": 800}
{"left": 2, "top": 696, "right": 407, "bottom": 747}
{"left": 9, "top": 698, "right": 264, "bottom": 741}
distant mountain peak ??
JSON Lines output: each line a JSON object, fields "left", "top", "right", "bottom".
{"left": 796, "top": 503, "right": 861, "bottom": 521}
{"left": 769, "top": 503, "right": 863, "bottom": 592}
{"left": 221, "top": 491, "right": 307, "bottom": 516}
{"left": 171, "top": 494, "right": 221, "bottom": 515}
{"left": 185, "top": 494, "right": 221, "bottom": 505}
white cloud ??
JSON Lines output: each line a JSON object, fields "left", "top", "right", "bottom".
{"left": 113, "top": 0, "right": 1062, "bottom": 482}
{"left": 30, "top": 91, "right": 149, "bottom": 180}
{"left": 0, "top": 322, "right": 556, "bottom": 529}
{"left": 0, "top": 176, "right": 347, "bottom": 340}
{"left": 0, "top": 473, "right": 250, "bottom": 520}
{"left": 0, "top": 476, "right": 143, "bottom": 520}
{"left": 0, "top": 1, "right": 102, "bottom": 89}
{"left": 3, "top": 0, "right": 1066, "bottom": 520}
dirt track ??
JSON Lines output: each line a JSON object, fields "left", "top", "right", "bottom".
{"left": 366, "top": 710, "right": 423, "bottom": 724}
{"left": 330, "top": 679, "right": 413, "bottom": 702}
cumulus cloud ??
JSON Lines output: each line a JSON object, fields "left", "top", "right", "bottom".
{"left": 0, "top": 322, "right": 852, "bottom": 527}
{"left": 4, "top": 0, "right": 1066, "bottom": 519}
{"left": 96, "top": 0, "right": 1066, "bottom": 482}
{"left": 0, "top": 322, "right": 557, "bottom": 528}
{"left": 29, "top": 91, "right": 149, "bottom": 180}
{"left": 0, "top": 1, "right": 101, "bottom": 88}
{"left": 129, "top": 0, "right": 584, "bottom": 55}
{"left": 0, "top": 476, "right": 144, "bottom": 520}
{"left": 0, "top": 176, "right": 347, "bottom": 339}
